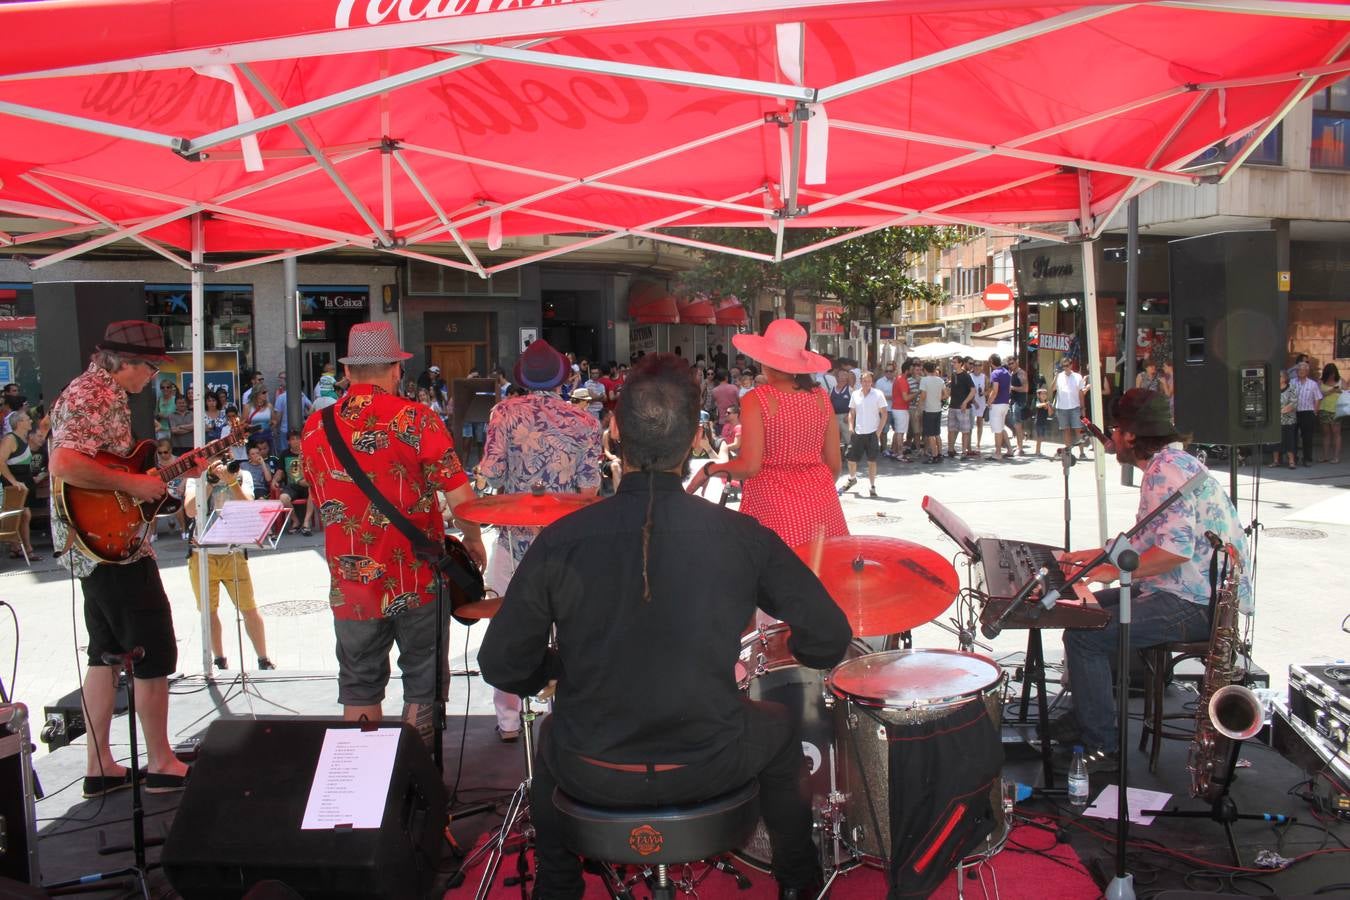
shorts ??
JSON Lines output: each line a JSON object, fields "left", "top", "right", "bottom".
{"left": 281, "top": 484, "right": 309, "bottom": 502}
{"left": 333, "top": 600, "right": 443, "bottom": 706}
{"left": 922, "top": 411, "right": 942, "bottom": 437}
{"left": 948, "top": 407, "right": 973, "bottom": 433}
{"left": 846, "top": 432, "right": 880, "bottom": 462}
{"left": 1055, "top": 406, "right": 1082, "bottom": 430}
{"left": 189, "top": 550, "right": 258, "bottom": 613}
{"left": 82, "top": 557, "right": 178, "bottom": 679}
{"left": 988, "top": 403, "right": 1010, "bottom": 432}
{"left": 1319, "top": 409, "right": 1337, "bottom": 425}
{"left": 890, "top": 409, "right": 910, "bottom": 437}
{"left": 1007, "top": 403, "right": 1024, "bottom": 427}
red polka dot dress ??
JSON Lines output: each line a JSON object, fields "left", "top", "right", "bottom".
{"left": 739, "top": 383, "right": 849, "bottom": 551}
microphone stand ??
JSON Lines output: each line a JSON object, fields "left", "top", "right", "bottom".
{"left": 1060, "top": 445, "right": 1076, "bottom": 551}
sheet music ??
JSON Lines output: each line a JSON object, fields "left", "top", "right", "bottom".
{"left": 199, "top": 500, "right": 286, "bottom": 547}
{"left": 1082, "top": 785, "right": 1173, "bottom": 826}
{"left": 300, "top": 728, "right": 401, "bottom": 830}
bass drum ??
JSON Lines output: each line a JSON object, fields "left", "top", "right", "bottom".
{"left": 830, "top": 649, "right": 1008, "bottom": 866}
{"left": 731, "top": 623, "right": 870, "bottom": 872}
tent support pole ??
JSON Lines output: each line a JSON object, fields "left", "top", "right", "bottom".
{"left": 1121, "top": 198, "right": 1139, "bottom": 487}
{"left": 1078, "top": 186, "right": 1109, "bottom": 546}
{"left": 191, "top": 214, "right": 213, "bottom": 678}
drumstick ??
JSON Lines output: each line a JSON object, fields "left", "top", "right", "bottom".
{"left": 807, "top": 525, "right": 826, "bottom": 577}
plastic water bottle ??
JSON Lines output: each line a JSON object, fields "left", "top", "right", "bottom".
{"left": 1067, "top": 745, "right": 1090, "bottom": 809}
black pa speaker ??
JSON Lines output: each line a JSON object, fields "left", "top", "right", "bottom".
{"left": 162, "top": 719, "right": 447, "bottom": 899}
{"left": 1169, "top": 232, "right": 1284, "bottom": 446}
{"left": 33, "top": 281, "right": 153, "bottom": 434}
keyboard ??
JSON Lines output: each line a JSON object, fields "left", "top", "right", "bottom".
{"left": 977, "top": 537, "right": 1108, "bottom": 630}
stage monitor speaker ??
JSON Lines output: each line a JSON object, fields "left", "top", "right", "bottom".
{"left": 162, "top": 719, "right": 447, "bottom": 900}
{"left": 33, "top": 281, "right": 153, "bottom": 435}
{"left": 1169, "top": 231, "right": 1283, "bottom": 446}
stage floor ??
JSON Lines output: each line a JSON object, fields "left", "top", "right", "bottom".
{"left": 23, "top": 672, "right": 1350, "bottom": 898}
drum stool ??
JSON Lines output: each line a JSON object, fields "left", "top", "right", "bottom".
{"left": 552, "top": 781, "right": 759, "bottom": 900}
{"left": 1137, "top": 640, "right": 1210, "bottom": 773}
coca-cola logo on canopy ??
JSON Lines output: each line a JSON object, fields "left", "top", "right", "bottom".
{"left": 334, "top": 0, "right": 595, "bottom": 30}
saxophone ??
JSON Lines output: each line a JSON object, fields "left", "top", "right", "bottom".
{"left": 1187, "top": 541, "right": 1263, "bottom": 802}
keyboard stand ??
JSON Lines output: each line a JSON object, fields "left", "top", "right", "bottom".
{"left": 1016, "top": 630, "right": 1056, "bottom": 788}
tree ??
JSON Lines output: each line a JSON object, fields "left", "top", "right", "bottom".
{"left": 672, "top": 225, "right": 959, "bottom": 367}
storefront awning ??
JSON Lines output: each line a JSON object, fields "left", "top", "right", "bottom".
{"left": 677, "top": 295, "right": 717, "bottom": 326}
{"left": 714, "top": 298, "right": 748, "bottom": 327}
{"left": 628, "top": 281, "right": 680, "bottom": 325}
{"left": 0, "top": 316, "right": 36, "bottom": 331}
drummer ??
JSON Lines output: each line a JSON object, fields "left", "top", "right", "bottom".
{"left": 476, "top": 338, "right": 602, "bottom": 742}
{"left": 479, "top": 353, "right": 851, "bottom": 900}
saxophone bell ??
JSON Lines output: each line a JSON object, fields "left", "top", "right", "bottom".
{"left": 1208, "top": 684, "right": 1263, "bottom": 742}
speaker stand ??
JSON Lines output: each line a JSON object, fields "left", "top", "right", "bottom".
{"left": 45, "top": 651, "right": 152, "bottom": 900}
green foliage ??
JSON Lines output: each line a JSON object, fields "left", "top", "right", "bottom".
{"left": 672, "top": 226, "right": 959, "bottom": 320}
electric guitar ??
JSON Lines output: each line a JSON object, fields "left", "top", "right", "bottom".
{"left": 54, "top": 420, "right": 255, "bottom": 565}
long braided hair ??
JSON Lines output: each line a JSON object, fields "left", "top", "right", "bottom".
{"left": 615, "top": 354, "right": 702, "bottom": 602}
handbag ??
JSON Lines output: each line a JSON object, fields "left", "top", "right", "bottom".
{"left": 321, "top": 405, "right": 484, "bottom": 623}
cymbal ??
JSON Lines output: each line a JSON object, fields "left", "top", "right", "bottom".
{"left": 454, "top": 491, "right": 599, "bottom": 527}
{"left": 794, "top": 535, "right": 958, "bottom": 637}
{"left": 455, "top": 597, "right": 503, "bottom": 620}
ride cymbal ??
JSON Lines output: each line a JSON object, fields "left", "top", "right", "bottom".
{"left": 454, "top": 491, "right": 599, "bottom": 527}
{"left": 794, "top": 535, "right": 958, "bottom": 637}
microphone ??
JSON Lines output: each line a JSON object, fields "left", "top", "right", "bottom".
{"left": 982, "top": 566, "right": 1048, "bottom": 639}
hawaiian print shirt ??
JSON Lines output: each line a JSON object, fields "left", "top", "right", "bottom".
{"left": 1133, "top": 447, "right": 1253, "bottom": 612}
{"left": 301, "top": 384, "right": 469, "bottom": 621}
{"left": 480, "top": 391, "right": 602, "bottom": 564}
{"left": 49, "top": 363, "right": 150, "bottom": 577}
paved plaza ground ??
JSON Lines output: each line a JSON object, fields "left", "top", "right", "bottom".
{"left": 3, "top": 438, "right": 1347, "bottom": 759}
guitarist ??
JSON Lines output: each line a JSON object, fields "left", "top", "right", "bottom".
{"left": 48, "top": 321, "right": 199, "bottom": 798}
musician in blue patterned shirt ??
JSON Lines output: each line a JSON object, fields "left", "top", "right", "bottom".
{"left": 478, "top": 339, "right": 602, "bottom": 740}
{"left": 1059, "top": 389, "right": 1250, "bottom": 771}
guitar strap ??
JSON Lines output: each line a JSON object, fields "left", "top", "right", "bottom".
{"left": 320, "top": 405, "right": 479, "bottom": 600}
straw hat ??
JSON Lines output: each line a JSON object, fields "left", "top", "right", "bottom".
{"left": 97, "top": 320, "right": 172, "bottom": 362}
{"left": 339, "top": 322, "right": 413, "bottom": 365}
{"left": 732, "top": 319, "right": 829, "bottom": 375}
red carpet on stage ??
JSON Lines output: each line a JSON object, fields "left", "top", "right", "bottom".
{"left": 455, "top": 824, "right": 1099, "bottom": 898}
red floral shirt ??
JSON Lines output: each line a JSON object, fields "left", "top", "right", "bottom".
{"left": 301, "top": 384, "right": 468, "bottom": 621}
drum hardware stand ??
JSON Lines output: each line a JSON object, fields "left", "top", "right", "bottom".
{"left": 182, "top": 502, "right": 295, "bottom": 734}
{"left": 46, "top": 650, "right": 152, "bottom": 900}
{"left": 462, "top": 694, "right": 540, "bottom": 900}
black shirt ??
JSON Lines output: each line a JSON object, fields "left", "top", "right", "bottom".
{"left": 949, "top": 371, "right": 974, "bottom": 407}
{"left": 479, "top": 471, "right": 852, "bottom": 766}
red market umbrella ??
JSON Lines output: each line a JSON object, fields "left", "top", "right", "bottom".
{"left": 627, "top": 280, "right": 681, "bottom": 324}
{"left": 714, "top": 297, "right": 749, "bottom": 327}
{"left": 677, "top": 295, "right": 718, "bottom": 325}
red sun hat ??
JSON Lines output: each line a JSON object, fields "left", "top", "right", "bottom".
{"left": 732, "top": 319, "right": 830, "bottom": 375}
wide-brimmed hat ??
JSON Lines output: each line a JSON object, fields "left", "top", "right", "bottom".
{"left": 513, "top": 338, "right": 568, "bottom": 390}
{"left": 732, "top": 319, "right": 830, "bottom": 375}
{"left": 97, "top": 320, "right": 172, "bottom": 362}
{"left": 339, "top": 322, "right": 413, "bottom": 365}
{"left": 1113, "top": 388, "right": 1177, "bottom": 438}
{"left": 570, "top": 387, "right": 593, "bottom": 402}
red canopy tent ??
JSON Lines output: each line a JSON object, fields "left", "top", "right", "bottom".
{"left": 0, "top": 0, "right": 1346, "bottom": 271}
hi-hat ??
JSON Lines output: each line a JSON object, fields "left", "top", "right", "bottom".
{"left": 794, "top": 535, "right": 958, "bottom": 637}
{"left": 454, "top": 487, "right": 599, "bottom": 527}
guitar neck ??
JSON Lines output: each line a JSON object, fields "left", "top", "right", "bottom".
{"left": 156, "top": 434, "right": 241, "bottom": 482}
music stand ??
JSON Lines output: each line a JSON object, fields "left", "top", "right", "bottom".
{"left": 184, "top": 500, "right": 294, "bottom": 727}
{"left": 452, "top": 378, "right": 497, "bottom": 468}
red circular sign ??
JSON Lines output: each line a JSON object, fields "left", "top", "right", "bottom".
{"left": 982, "top": 282, "right": 1014, "bottom": 312}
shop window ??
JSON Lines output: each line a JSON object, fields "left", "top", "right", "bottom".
{"left": 0, "top": 283, "right": 39, "bottom": 399}
{"left": 1183, "top": 123, "right": 1283, "bottom": 169}
{"left": 404, "top": 259, "right": 522, "bottom": 296}
{"left": 145, "top": 284, "right": 255, "bottom": 371}
{"left": 1312, "top": 77, "right": 1350, "bottom": 170}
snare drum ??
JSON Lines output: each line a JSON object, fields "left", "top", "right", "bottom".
{"left": 732, "top": 623, "right": 869, "bottom": 871}
{"left": 829, "top": 649, "right": 1007, "bottom": 867}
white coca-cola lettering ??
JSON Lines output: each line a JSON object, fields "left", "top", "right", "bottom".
{"left": 334, "top": 0, "right": 581, "bottom": 30}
